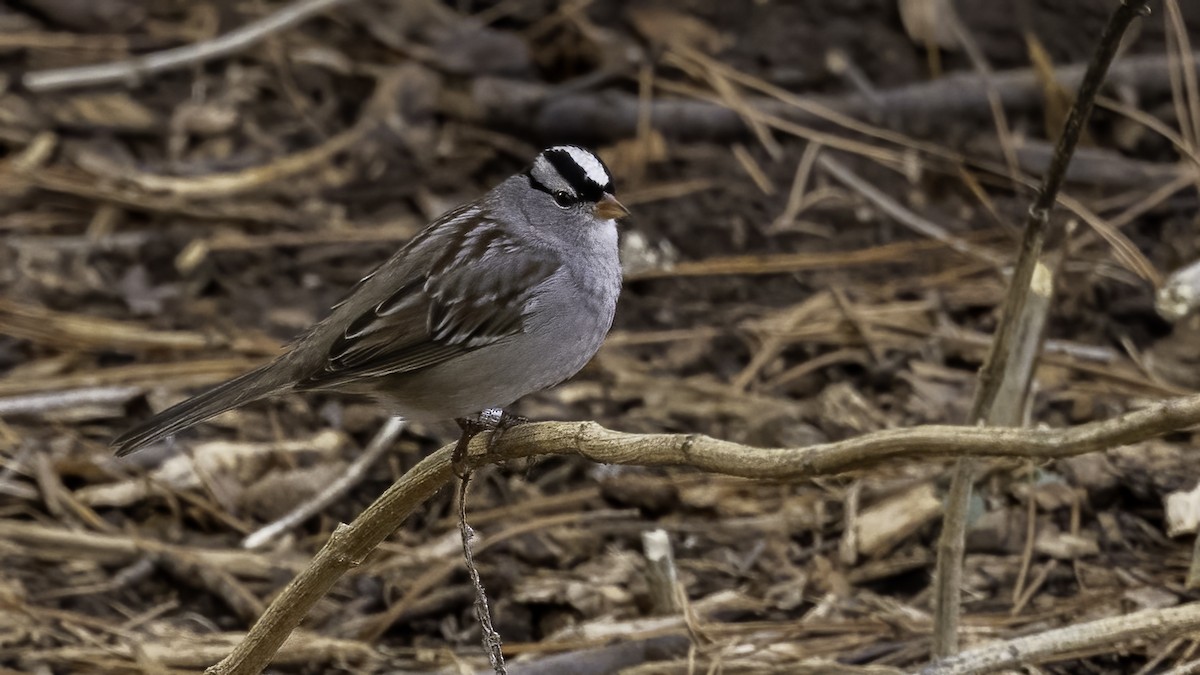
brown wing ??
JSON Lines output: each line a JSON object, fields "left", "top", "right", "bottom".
{"left": 299, "top": 215, "right": 560, "bottom": 388}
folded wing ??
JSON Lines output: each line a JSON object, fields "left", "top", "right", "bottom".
{"left": 300, "top": 215, "right": 560, "bottom": 388}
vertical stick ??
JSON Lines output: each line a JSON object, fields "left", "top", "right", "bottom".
{"left": 929, "top": 0, "right": 1153, "bottom": 658}
{"left": 459, "top": 474, "right": 507, "bottom": 674}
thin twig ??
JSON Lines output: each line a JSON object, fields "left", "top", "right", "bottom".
{"left": 114, "top": 123, "right": 370, "bottom": 198}
{"left": 660, "top": 78, "right": 1163, "bottom": 286}
{"left": 473, "top": 52, "right": 1200, "bottom": 142}
{"left": 0, "top": 385, "right": 142, "bottom": 416}
{"left": 207, "top": 391, "right": 1200, "bottom": 674}
{"left": 0, "top": 518, "right": 305, "bottom": 578}
{"left": 920, "top": 602, "right": 1200, "bottom": 675}
{"left": 241, "top": 417, "right": 404, "bottom": 550}
{"left": 930, "top": 0, "right": 1152, "bottom": 658}
{"left": 474, "top": 635, "right": 690, "bottom": 675}
{"left": 458, "top": 472, "right": 506, "bottom": 674}
{"left": 946, "top": 7, "right": 1021, "bottom": 183}
{"left": 1164, "top": 0, "right": 1200, "bottom": 150}
{"left": 816, "top": 154, "right": 1005, "bottom": 266}
{"left": 1187, "top": 531, "right": 1200, "bottom": 589}
{"left": 1164, "top": 656, "right": 1200, "bottom": 675}
{"left": 769, "top": 140, "right": 823, "bottom": 232}
{"left": 22, "top": 0, "right": 358, "bottom": 92}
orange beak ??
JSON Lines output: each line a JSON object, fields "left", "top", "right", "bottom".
{"left": 594, "top": 194, "right": 630, "bottom": 220}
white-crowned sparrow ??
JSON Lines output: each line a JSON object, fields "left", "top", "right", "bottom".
{"left": 113, "top": 145, "right": 627, "bottom": 457}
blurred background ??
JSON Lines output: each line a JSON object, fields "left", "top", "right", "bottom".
{"left": 2, "top": 0, "right": 1200, "bottom": 672}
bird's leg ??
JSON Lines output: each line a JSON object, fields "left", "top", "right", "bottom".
{"left": 452, "top": 409, "right": 528, "bottom": 477}
{"left": 453, "top": 418, "right": 484, "bottom": 478}
{"left": 478, "top": 407, "right": 528, "bottom": 457}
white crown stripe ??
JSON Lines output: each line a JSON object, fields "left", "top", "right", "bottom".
{"left": 553, "top": 146, "right": 610, "bottom": 187}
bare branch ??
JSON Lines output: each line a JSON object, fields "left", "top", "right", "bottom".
{"left": 207, "top": 392, "right": 1200, "bottom": 674}
{"left": 470, "top": 52, "right": 1200, "bottom": 142}
{"left": 22, "top": 0, "right": 357, "bottom": 92}
{"left": 0, "top": 385, "right": 141, "bottom": 416}
{"left": 920, "top": 602, "right": 1200, "bottom": 675}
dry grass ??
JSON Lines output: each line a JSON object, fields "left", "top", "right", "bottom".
{"left": 2, "top": 0, "right": 1200, "bottom": 673}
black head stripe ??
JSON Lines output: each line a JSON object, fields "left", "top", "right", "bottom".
{"left": 542, "top": 148, "right": 612, "bottom": 202}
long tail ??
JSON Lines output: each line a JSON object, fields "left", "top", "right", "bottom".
{"left": 112, "top": 362, "right": 289, "bottom": 457}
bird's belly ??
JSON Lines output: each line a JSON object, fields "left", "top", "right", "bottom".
{"left": 374, "top": 293, "right": 614, "bottom": 421}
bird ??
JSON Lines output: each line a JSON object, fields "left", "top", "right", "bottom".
{"left": 113, "top": 145, "right": 628, "bottom": 458}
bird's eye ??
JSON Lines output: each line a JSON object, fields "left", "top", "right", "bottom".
{"left": 552, "top": 190, "right": 576, "bottom": 208}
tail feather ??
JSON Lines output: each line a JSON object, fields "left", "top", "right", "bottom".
{"left": 112, "top": 363, "right": 288, "bottom": 457}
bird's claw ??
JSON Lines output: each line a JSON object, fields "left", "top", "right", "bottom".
{"left": 452, "top": 408, "right": 528, "bottom": 477}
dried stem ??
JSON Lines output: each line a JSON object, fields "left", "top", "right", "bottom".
{"left": 208, "top": 391, "right": 1200, "bottom": 674}
{"left": 1188, "top": 533, "right": 1200, "bottom": 589}
{"left": 22, "top": 0, "right": 356, "bottom": 92}
{"left": 930, "top": 0, "right": 1153, "bottom": 658}
{"left": 816, "top": 154, "right": 1004, "bottom": 266}
{"left": 458, "top": 473, "right": 506, "bottom": 674}
{"left": 920, "top": 602, "right": 1200, "bottom": 675}
{"left": 642, "top": 529, "right": 682, "bottom": 615}
{"left": 472, "top": 52, "right": 1200, "bottom": 143}
{"left": 241, "top": 418, "right": 404, "bottom": 550}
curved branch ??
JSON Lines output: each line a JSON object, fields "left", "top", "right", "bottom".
{"left": 207, "top": 392, "right": 1200, "bottom": 674}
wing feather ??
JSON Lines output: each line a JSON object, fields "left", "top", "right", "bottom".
{"left": 300, "top": 212, "right": 559, "bottom": 389}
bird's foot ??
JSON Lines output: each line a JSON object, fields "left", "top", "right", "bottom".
{"left": 479, "top": 407, "right": 528, "bottom": 456}
{"left": 452, "top": 408, "right": 528, "bottom": 477}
